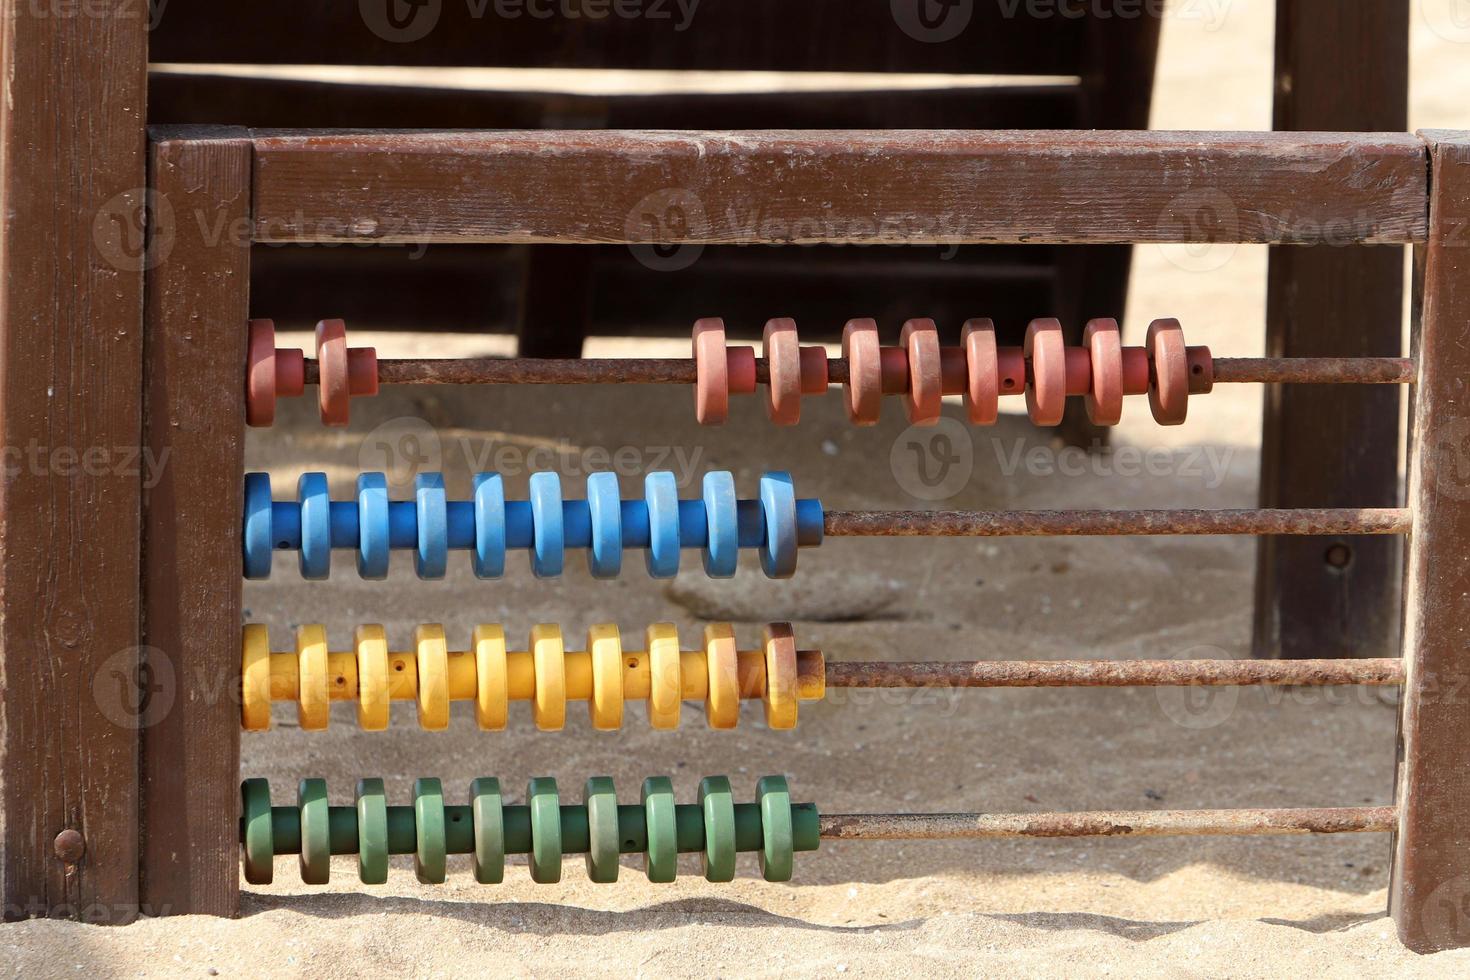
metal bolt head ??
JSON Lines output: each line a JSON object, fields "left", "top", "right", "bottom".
{"left": 53, "top": 829, "right": 85, "bottom": 864}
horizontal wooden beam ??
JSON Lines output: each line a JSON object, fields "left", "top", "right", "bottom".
{"left": 249, "top": 130, "right": 1428, "bottom": 246}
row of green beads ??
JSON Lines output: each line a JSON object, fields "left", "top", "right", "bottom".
{"left": 242, "top": 777, "right": 819, "bottom": 881}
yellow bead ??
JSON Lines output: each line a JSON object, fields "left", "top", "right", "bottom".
{"left": 354, "top": 624, "right": 390, "bottom": 731}
{"left": 762, "top": 622, "right": 799, "bottom": 730}
{"left": 531, "top": 624, "right": 566, "bottom": 731}
{"left": 473, "top": 624, "right": 508, "bottom": 730}
{"left": 646, "top": 622, "right": 683, "bottom": 730}
{"left": 587, "top": 624, "right": 624, "bottom": 731}
{"left": 241, "top": 624, "right": 273, "bottom": 732}
{"left": 703, "top": 623, "right": 741, "bottom": 730}
{"left": 296, "top": 624, "right": 331, "bottom": 731}
{"left": 415, "top": 624, "right": 450, "bottom": 731}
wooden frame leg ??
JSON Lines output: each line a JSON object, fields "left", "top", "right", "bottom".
{"left": 0, "top": 0, "right": 148, "bottom": 922}
{"left": 1390, "top": 130, "right": 1470, "bottom": 952}
{"left": 1254, "top": 0, "right": 1408, "bottom": 660}
{"left": 139, "top": 128, "right": 251, "bottom": 916}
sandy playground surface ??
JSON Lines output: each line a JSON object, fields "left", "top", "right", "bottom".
{"left": 10, "top": 3, "right": 1470, "bottom": 977}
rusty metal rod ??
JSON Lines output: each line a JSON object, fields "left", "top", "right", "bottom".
{"left": 307, "top": 356, "right": 1415, "bottom": 387}
{"left": 817, "top": 806, "right": 1396, "bottom": 840}
{"left": 820, "top": 508, "right": 1411, "bottom": 537}
{"left": 1211, "top": 357, "right": 1415, "bottom": 384}
{"left": 824, "top": 658, "right": 1403, "bottom": 689}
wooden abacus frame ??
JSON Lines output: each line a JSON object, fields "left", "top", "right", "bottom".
{"left": 11, "top": 123, "right": 1470, "bottom": 952}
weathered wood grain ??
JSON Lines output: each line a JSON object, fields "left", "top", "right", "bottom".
{"left": 249, "top": 130, "right": 1429, "bottom": 246}
{"left": 139, "top": 129, "right": 251, "bottom": 917}
{"left": 0, "top": 0, "right": 148, "bottom": 922}
{"left": 1390, "top": 130, "right": 1470, "bottom": 953}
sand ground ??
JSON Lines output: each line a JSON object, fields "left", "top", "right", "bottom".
{"left": 10, "top": 2, "right": 1470, "bottom": 977}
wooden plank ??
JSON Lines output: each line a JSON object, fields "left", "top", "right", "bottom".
{"left": 249, "top": 130, "right": 1429, "bottom": 247}
{"left": 148, "top": 73, "right": 1080, "bottom": 132}
{"left": 0, "top": 0, "right": 147, "bottom": 923}
{"left": 1254, "top": 0, "right": 1409, "bottom": 661}
{"left": 139, "top": 129, "right": 251, "bottom": 917}
{"left": 149, "top": 0, "right": 1091, "bottom": 75}
{"left": 1390, "top": 130, "right": 1470, "bottom": 953}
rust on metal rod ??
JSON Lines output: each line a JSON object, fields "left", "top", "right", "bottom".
{"left": 824, "top": 658, "right": 1404, "bottom": 689}
{"left": 821, "top": 508, "right": 1412, "bottom": 537}
{"left": 1212, "top": 357, "right": 1415, "bottom": 385}
{"left": 818, "top": 806, "right": 1397, "bottom": 841}
{"left": 309, "top": 356, "right": 1411, "bottom": 387}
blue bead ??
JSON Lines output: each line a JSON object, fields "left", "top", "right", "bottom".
{"left": 586, "top": 472, "right": 623, "bottom": 579}
{"left": 242, "top": 473, "right": 274, "bottom": 580}
{"left": 415, "top": 474, "right": 449, "bottom": 579}
{"left": 759, "top": 472, "right": 798, "bottom": 579}
{"left": 529, "top": 472, "right": 564, "bottom": 578}
{"left": 356, "top": 473, "right": 390, "bottom": 579}
{"left": 644, "top": 471, "right": 681, "bottom": 578}
{"left": 298, "top": 473, "right": 332, "bottom": 580}
{"left": 472, "top": 473, "right": 506, "bottom": 579}
{"left": 702, "top": 471, "right": 739, "bottom": 578}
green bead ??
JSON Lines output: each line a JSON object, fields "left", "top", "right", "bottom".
{"left": 241, "top": 779, "right": 274, "bottom": 885}
{"left": 698, "top": 776, "right": 737, "bottom": 882}
{"left": 583, "top": 777, "right": 620, "bottom": 883}
{"left": 355, "top": 779, "right": 389, "bottom": 884}
{"left": 641, "top": 776, "right": 677, "bottom": 883}
{"left": 527, "top": 777, "right": 562, "bottom": 883}
{"left": 298, "top": 779, "right": 331, "bottom": 885}
{"left": 470, "top": 778, "right": 505, "bottom": 884}
{"left": 757, "top": 775, "right": 794, "bottom": 882}
{"left": 414, "top": 778, "right": 447, "bottom": 884}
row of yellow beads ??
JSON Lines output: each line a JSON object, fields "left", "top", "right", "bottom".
{"left": 241, "top": 623, "right": 826, "bottom": 733}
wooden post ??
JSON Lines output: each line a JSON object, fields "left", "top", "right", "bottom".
{"left": 1391, "top": 130, "right": 1470, "bottom": 952}
{"left": 138, "top": 129, "right": 251, "bottom": 917}
{"left": 0, "top": 0, "right": 148, "bottom": 922}
{"left": 1254, "top": 0, "right": 1409, "bottom": 660}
